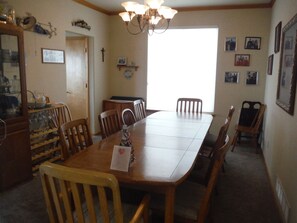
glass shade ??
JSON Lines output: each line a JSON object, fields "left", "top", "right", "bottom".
{"left": 121, "top": 1, "right": 138, "bottom": 12}
{"left": 161, "top": 8, "right": 177, "bottom": 19}
{"left": 119, "top": 12, "right": 135, "bottom": 22}
{"left": 150, "top": 16, "right": 161, "bottom": 25}
{"left": 135, "top": 4, "right": 148, "bottom": 15}
{"left": 145, "top": 0, "right": 164, "bottom": 9}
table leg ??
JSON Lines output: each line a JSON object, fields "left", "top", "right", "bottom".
{"left": 164, "top": 186, "right": 175, "bottom": 223}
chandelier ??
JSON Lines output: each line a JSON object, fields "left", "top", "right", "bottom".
{"left": 119, "top": 0, "right": 178, "bottom": 35}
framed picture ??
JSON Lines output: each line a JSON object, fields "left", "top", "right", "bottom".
{"left": 284, "top": 36, "right": 293, "bottom": 49}
{"left": 117, "top": 57, "right": 127, "bottom": 65}
{"left": 276, "top": 12, "right": 297, "bottom": 115}
{"left": 244, "top": 37, "right": 261, "bottom": 50}
{"left": 224, "top": 71, "right": 239, "bottom": 83}
{"left": 267, "top": 54, "right": 274, "bottom": 75}
{"left": 274, "top": 22, "right": 282, "bottom": 53}
{"left": 41, "top": 48, "right": 65, "bottom": 64}
{"left": 224, "top": 37, "right": 236, "bottom": 51}
{"left": 246, "top": 71, "right": 258, "bottom": 85}
{"left": 234, "top": 54, "right": 250, "bottom": 66}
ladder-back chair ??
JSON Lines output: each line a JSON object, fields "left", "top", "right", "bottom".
{"left": 176, "top": 98, "right": 203, "bottom": 113}
{"left": 58, "top": 118, "right": 93, "bottom": 160}
{"left": 39, "top": 162, "right": 150, "bottom": 223}
{"left": 98, "top": 109, "right": 121, "bottom": 139}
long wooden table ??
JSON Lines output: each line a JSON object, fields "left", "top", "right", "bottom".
{"left": 64, "top": 111, "right": 213, "bottom": 223}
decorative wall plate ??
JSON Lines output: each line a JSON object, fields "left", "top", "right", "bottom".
{"left": 123, "top": 69, "right": 133, "bottom": 79}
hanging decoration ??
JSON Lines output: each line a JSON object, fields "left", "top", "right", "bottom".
{"left": 71, "top": 19, "right": 91, "bottom": 30}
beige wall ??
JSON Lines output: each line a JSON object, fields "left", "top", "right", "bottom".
{"left": 264, "top": 1, "right": 297, "bottom": 222}
{"left": 8, "top": 0, "right": 110, "bottom": 133}
{"left": 109, "top": 8, "right": 271, "bottom": 135}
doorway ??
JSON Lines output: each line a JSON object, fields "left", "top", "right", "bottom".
{"left": 65, "top": 35, "right": 89, "bottom": 121}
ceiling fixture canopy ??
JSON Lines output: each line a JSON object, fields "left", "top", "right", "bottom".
{"left": 119, "top": 0, "right": 177, "bottom": 35}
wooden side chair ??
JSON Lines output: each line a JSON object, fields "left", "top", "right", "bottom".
{"left": 151, "top": 135, "right": 231, "bottom": 223}
{"left": 58, "top": 118, "right": 93, "bottom": 160}
{"left": 176, "top": 98, "right": 203, "bottom": 113}
{"left": 133, "top": 99, "right": 146, "bottom": 121}
{"left": 98, "top": 109, "right": 121, "bottom": 139}
{"left": 231, "top": 104, "right": 266, "bottom": 153}
{"left": 39, "top": 162, "right": 150, "bottom": 223}
{"left": 202, "top": 105, "right": 235, "bottom": 150}
{"left": 122, "top": 108, "right": 137, "bottom": 126}
{"left": 189, "top": 115, "right": 232, "bottom": 186}
{"left": 49, "top": 103, "right": 72, "bottom": 128}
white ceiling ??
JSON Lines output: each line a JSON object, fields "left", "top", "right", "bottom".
{"left": 84, "top": 0, "right": 272, "bottom": 13}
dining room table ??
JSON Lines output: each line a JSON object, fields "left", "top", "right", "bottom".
{"left": 64, "top": 110, "right": 213, "bottom": 223}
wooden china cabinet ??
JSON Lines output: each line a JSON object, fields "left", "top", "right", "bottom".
{"left": 0, "top": 23, "right": 32, "bottom": 191}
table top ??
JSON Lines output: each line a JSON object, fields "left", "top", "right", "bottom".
{"left": 64, "top": 111, "right": 213, "bottom": 187}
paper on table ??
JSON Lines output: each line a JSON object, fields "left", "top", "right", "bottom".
{"left": 110, "top": 145, "right": 131, "bottom": 172}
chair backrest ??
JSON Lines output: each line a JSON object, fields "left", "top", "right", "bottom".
{"left": 122, "top": 108, "right": 137, "bottom": 126}
{"left": 176, "top": 98, "right": 203, "bottom": 113}
{"left": 197, "top": 135, "right": 231, "bottom": 223}
{"left": 58, "top": 118, "right": 93, "bottom": 160}
{"left": 39, "top": 162, "right": 126, "bottom": 223}
{"left": 98, "top": 109, "right": 121, "bottom": 139}
{"left": 133, "top": 99, "right": 146, "bottom": 121}
{"left": 238, "top": 101, "right": 261, "bottom": 127}
{"left": 250, "top": 104, "right": 266, "bottom": 132}
{"left": 49, "top": 103, "right": 72, "bottom": 128}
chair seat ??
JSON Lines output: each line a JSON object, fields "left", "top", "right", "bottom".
{"left": 235, "top": 124, "right": 259, "bottom": 134}
{"left": 203, "top": 133, "right": 217, "bottom": 147}
{"left": 76, "top": 199, "right": 147, "bottom": 223}
{"left": 151, "top": 181, "right": 206, "bottom": 221}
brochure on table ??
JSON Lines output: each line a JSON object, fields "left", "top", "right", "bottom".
{"left": 110, "top": 145, "right": 131, "bottom": 172}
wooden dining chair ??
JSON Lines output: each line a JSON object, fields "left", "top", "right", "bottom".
{"left": 50, "top": 103, "right": 72, "bottom": 128}
{"left": 202, "top": 105, "right": 235, "bottom": 151}
{"left": 133, "top": 99, "right": 146, "bottom": 121}
{"left": 176, "top": 98, "right": 203, "bottom": 113}
{"left": 58, "top": 118, "right": 93, "bottom": 160}
{"left": 39, "top": 161, "right": 150, "bottom": 223}
{"left": 231, "top": 104, "right": 266, "bottom": 153}
{"left": 151, "top": 135, "right": 231, "bottom": 223}
{"left": 190, "top": 115, "right": 232, "bottom": 186}
{"left": 122, "top": 108, "right": 137, "bottom": 126}
{"left": 98, "top": 109, "right": 122, "bottom": 139}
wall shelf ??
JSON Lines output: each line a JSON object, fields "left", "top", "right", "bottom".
{"left": 117, "top": 64, "right": 139, "bottom": 71}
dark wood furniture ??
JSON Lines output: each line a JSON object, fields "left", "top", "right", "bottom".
{"left": 58, "top": 118, "right": 93, "bottom": 160}
{"left": 0, "top": 24, "right": 32, "bottom": 191}
{"left": 64, "top": 111, "right": 213, "bottom": 223}
{"left": 98, "top": 109, "right": 121, "bottom": 139}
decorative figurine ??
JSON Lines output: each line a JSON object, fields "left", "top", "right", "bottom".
{"left": 120, "top": 125, "right": 135, "bottom": 164}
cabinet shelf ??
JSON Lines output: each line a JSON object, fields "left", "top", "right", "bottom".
{"left": 117, "top": 64, "right": 139, "bottom": 71}
{"left": 31, "top": 146, "right": 61, "bottom": 161}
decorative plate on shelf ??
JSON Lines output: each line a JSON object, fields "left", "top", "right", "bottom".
{"left": 123, "top": 69, "right": 133, "bottom": 79}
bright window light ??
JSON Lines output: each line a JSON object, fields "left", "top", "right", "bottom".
{"left": 147, "top": 28, "right": 218, "bottom": 112}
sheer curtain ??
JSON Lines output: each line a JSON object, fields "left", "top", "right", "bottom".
{"left": 147, "top": 28, "right": 218, "bottom": 112}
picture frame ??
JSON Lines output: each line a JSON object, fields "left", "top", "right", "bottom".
{"left": 234, "top": 54, "right": 250, "bottom": 66}
{"left": 117, "top": 57, "right": 127, "bottom": 65}
{"left": 246, "top": 71, "right": 258, "bottom": 85}
{"left": 41, "top": 48, "right": 65, "bottom": 64}
{"left": 244, "top": 37, "right": 261, "bottom": 50}
{"left": 267, "top": 54, "right": 274, "bottom": 75}
{"left": 274, "top": 22, "right": 282, "bottom": 53}
{"left": 276, "top": 12, "right": 297, "bottom": 115}
{"left": 224, "top": 37, "right": 237, "bottom": 51}
{"left": 224, "top": 71, "right": 239, "bottom": 83}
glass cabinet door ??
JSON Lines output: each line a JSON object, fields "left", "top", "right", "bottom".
{"left": 0, "top": 33, "right": 22, "bottom": 119}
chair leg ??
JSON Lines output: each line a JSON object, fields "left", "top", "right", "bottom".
{"left": 231, "top": 131, "right": 239, "bottom": 152}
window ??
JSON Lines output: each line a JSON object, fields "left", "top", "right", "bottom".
{"left": 147, "top": 28, "right": 218, "bottom": 112}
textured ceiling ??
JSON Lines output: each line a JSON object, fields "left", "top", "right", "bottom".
{"left": 81, "top": 0, "right": 272, "bottom": 14}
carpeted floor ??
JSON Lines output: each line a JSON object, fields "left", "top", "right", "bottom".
{"left": 0, "top": 144, "right": 282, "bottom": 223}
